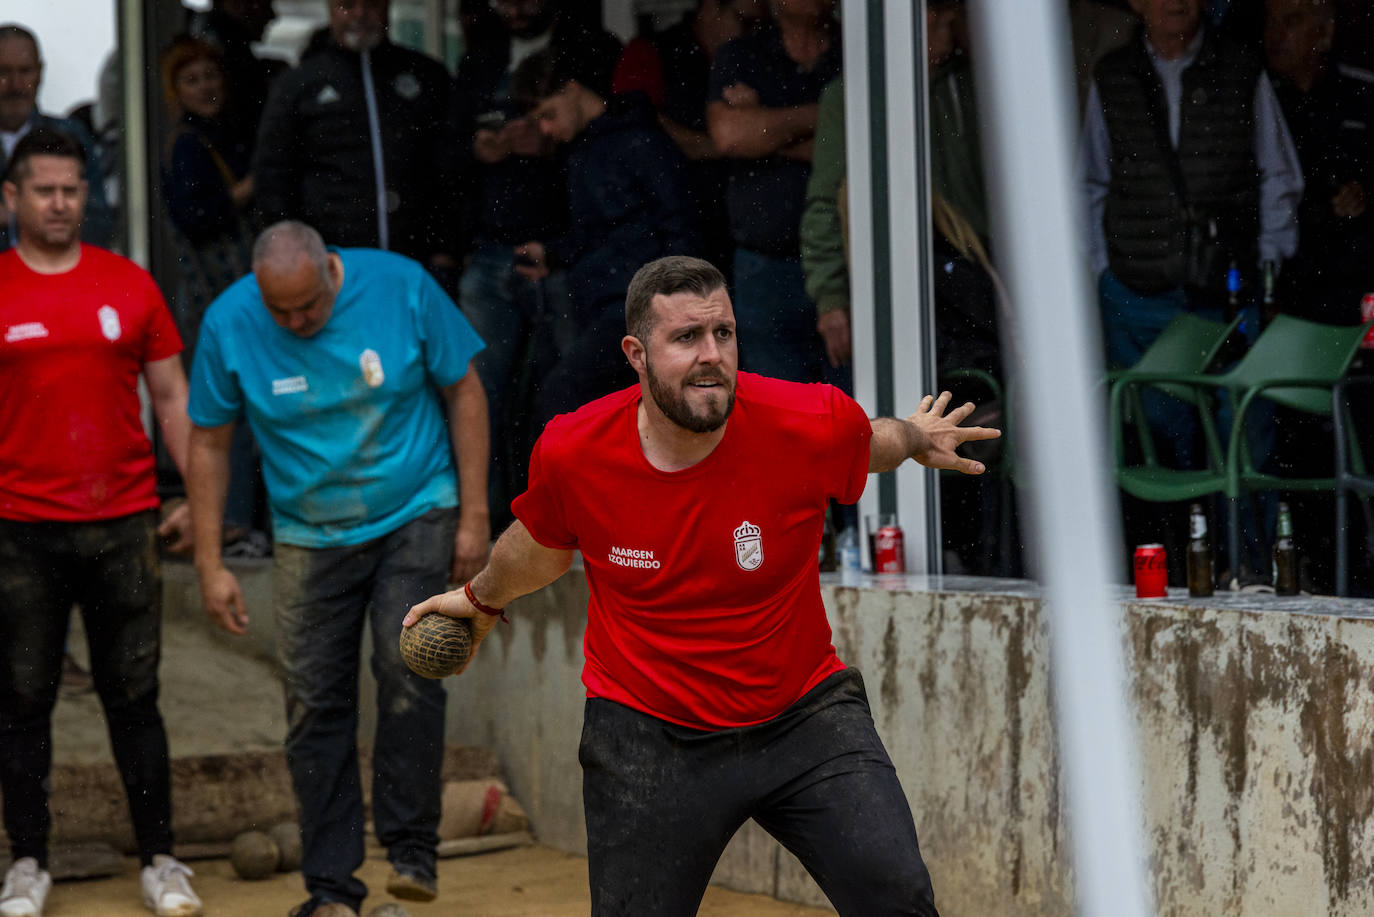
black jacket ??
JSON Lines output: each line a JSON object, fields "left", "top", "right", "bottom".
{"left": 252, "top": 37, "right": 460, "bottom": 261}
{"left": 546, "top": 93, "right": 700, "bottom": 315}
{"left": 1096, "top": 27, "right": 1261, "bottom": 295}
{"left": 453, "top": 20, "right": 622, "bottom": 246}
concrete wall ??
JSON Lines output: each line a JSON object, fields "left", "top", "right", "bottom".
{"left": 438, "top": 568, "right": 1374, "bottom": 917}
{"left": 187, "top": 556, "right": 1374, "bottom": 915}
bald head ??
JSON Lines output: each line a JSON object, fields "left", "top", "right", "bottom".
{"left": 252, "top": 221, "right": 340, "bottom": 337}
{"left": 253, "top": 220, "right": 328, "bottom": 278}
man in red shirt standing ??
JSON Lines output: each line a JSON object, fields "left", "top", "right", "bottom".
{"left": 0, "top": 128, "right": 202, "bottom": 917}
{"left": 405, "top": 256, "right": 998, "bottom": 915}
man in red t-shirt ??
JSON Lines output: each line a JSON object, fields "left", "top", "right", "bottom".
{"left": 406, "top": 256, "right": 998, "bottom": 915}
{"left": 0, "top": 128, "right": 202, "bottom": 917}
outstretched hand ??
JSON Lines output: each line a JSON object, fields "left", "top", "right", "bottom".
{"left": 402, "top": 586, "right": 499, "bottom": 676}
{"left": 906, "top": 391, "right": 1001, "bottom": 475}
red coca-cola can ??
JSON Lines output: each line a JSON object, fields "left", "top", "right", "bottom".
{"left": 875, "top": 524, "right": 906, "bottom": 573}
{"left": 1360, "top": 293, "right": 1374, "bottom": 349}
{"left": 1134, "top": 544, "right": 1167, "bottom": 598}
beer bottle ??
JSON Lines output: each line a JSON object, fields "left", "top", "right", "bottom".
{"left": 1186, "top": 503, "right": 1213, "bottom": 598}
{"left": 1273, "top": 502, "right": 1299, "bottom": 596}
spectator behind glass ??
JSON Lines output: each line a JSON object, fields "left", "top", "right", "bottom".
{"left": 453, "top": 0, "right": 622, "bottom": 531}
{"left": 509, "top": 47, "right": 700, "bottom": 424}
{"left": 160, "top": 36, "right": 268, "bottom": 559}
{"left": 160, "top": 36, "right": 256, "bottom": 356}
{"left": 1080, "top": 0, "right": 1303, "bottom": 467}
{"left": 0, "top": 23, "right": 116, "bottom": 251}
{"left": 1264, "top": 0, "right": 1374, "bottom": 323}
{"left": 801, "top": 0, "right": 985, "bottom": 373}
{"left": 611, "top": 0, "right": 766, "bottom": 276}
{"left": 707, "top": 0, "right": 842, "bottom": 389}
{"left": 187, "top": 0, "right": 283, "bottom": 145}
{"left": 252, "top": 0, "right": 461, "bottom": 274}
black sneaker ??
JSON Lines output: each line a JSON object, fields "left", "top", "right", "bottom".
{"left": 385, "top": 866, "right": 438, "bottom": 902}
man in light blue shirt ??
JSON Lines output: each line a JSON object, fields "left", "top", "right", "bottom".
{"left": 185, "top": 221, "right": 489, "bottom": 917}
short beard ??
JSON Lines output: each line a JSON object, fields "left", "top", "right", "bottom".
{"left": 646, "top": 356, "right": 735, "bottom": 434}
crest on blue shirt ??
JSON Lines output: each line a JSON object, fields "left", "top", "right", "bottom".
{"left": 734, "top": 521, "right": 762, "bottom": 572}
{"left": 360, "top": 349, "right": 385, "bottom": 387}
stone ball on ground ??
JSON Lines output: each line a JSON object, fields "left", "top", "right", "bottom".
{"left": 366, "top": 904, "right": 412, "bottom": 917}
{"left": 230, "top": 830, "right": 280, "bottom": 879}
{"left": 268, "top": 821, "right": 303, "bottom": 872}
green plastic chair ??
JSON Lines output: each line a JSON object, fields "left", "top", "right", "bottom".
{"left": 1110, "top": 314, "right": 1372, "bottom": 581}
{"left": 1332, "top": 376, "right": 1374, "bottom": 595}
{"left": 1107, "top": 311, "right": 1241, "bottom": 471}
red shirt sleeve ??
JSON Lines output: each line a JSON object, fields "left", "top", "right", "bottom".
{"left": 612, "top": 38, "right": 666, "bottom": 110}
{"left": 511, "top": 431, "right": 580, "bottom": 550}
{"left": 827, "top": 387, "right": 873, "bottom": 505}
{"left": 139, "top": 270, "right": 183, "bottom": 363}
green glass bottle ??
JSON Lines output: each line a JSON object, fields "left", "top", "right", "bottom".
{"left": 1273, "top": 502, "right": 1299, "bottom": 596}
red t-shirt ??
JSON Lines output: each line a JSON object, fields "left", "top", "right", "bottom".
{"left": 512, "top": 372, "right": 872, "bottom": 730}
{"left": 0, "top": 246, "right": 182, "bottom": 521}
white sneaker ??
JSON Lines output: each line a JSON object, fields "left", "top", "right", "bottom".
{"left": 140, "top": 855, "right": 202, "bottom": 917}
{"left": 0, "top": 857, "right": 51, "bottom": 917}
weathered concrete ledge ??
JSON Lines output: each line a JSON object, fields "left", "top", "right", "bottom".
{"left": 164, "top": 559, "right": 1374, "bottom": 915}
{"left": 440, "top": 567, "right": 1374, "bottom": 916}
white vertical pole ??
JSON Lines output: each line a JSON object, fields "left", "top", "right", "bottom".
{"left": 966, "top": 3, "right": 1154, "bottom": 916}
{"left": 884, "top": 1, "right": 936, "bottom": 573}
{"left": 841, "top": 0, "right": 880, "bottom": 568}
{"left": 120, "top": 0, "right": 149, "bottom": 268}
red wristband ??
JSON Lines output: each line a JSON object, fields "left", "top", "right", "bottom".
{"left": 465, "top": 581, "right": 508, "bottom": 622}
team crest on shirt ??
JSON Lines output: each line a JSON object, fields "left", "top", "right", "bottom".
{"left": 360, "top": 349, "right": 385, "bottom": 387}
{"left": 734, "top": 521, "right": 763, "bottom": 571}
{"left": 97, "top": 305, "right": 121, "bottom": 342}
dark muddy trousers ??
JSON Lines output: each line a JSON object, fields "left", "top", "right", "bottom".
{"left": 0, "top": 512, "right": 173, "bottom": 868}
{"left": 273, "top": 507, "right": 456, "bottom": 910}
{"left": 580, "top": 668, "right": 940, "bottom": 917}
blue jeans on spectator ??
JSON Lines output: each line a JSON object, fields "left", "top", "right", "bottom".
{"left": 459, "top": 240, "right": 576, "bottom": 522}
{"left": 0, "top": 512, "right": 173, "bottom": 868}
{"left": 272, "top": 507, "right": 457, "bottom": 910}
{"left": 733, "top": 249, "right": 849, "bottom": 391}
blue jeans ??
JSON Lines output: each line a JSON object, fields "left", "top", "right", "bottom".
{"left": 733, "top": 249, "right": 849, "bottom": 390}
{"left": 459, "top": 241, "right": 576, "bottom": 523}
{"left": 581, "top": 669, "right": 938, "bottom": 917}
{"left": 272, "top": 507, "right": 457, "bottom": 910}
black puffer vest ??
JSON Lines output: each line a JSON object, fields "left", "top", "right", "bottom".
{"left": 1095, "top": 27, "right": 1261, "bottom": 295}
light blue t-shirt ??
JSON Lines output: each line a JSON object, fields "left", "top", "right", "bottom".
{"left": 189, "top": 248, "right": 484, "bottom": 548}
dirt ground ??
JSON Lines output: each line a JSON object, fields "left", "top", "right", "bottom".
{"left": 41, "top": 843, "right": 831, "bottom": 916}
{"left": 44, "top": 592, "right": 832, "bottom": 916}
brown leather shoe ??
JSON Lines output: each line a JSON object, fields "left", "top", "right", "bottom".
{"left": 385, "top": 867, "right": 438, "bottom": 902}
